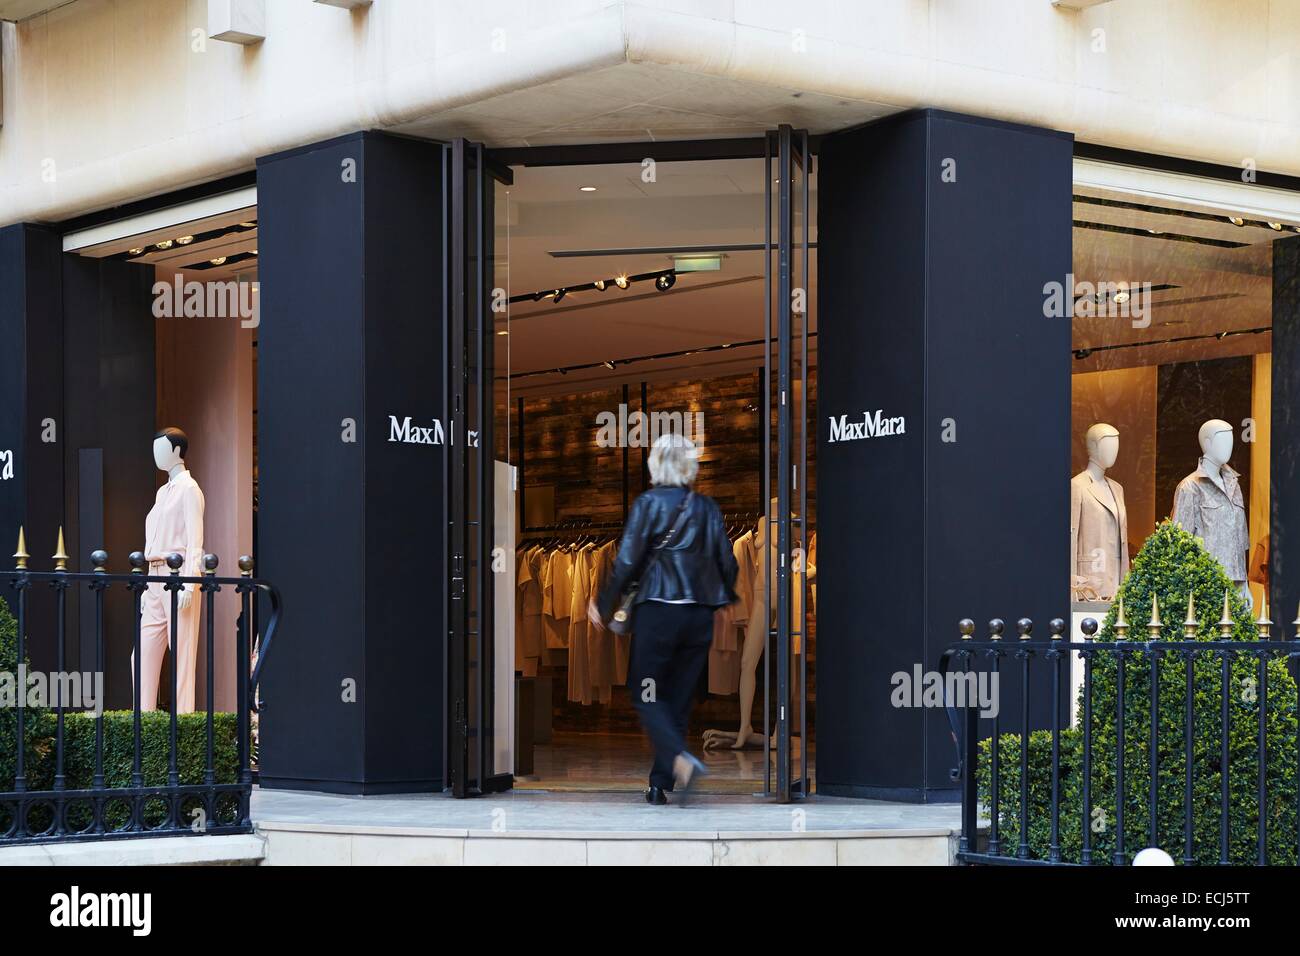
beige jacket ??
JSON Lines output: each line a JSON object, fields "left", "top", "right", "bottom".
{"left": 1070, "top": 470, "right": 1129, "bottom": 600}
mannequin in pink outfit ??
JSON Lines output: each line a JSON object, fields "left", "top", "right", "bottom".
{"left": 133, "top": 427, "right": 205, "bottom": 713}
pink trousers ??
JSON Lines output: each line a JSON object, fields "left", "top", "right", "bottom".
{"left": 132, "top": 581, "right": 200, "bottom": 713}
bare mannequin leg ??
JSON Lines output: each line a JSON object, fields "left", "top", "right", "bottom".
{"left": 729, "top": 611, "right": 769, "bottom": 749}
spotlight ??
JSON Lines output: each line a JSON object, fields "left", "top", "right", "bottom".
{"left": 579, "top": 186, "right": 597, "bottom": 193}
{"left": 1217, "top": 331, "right": 1229, "bottom": 340}
{"left": 1113, "top": 290, "right": 1130, "bottom": 304}
{"left": 655, "top": 273, "right": 676, "bottom": 291}
{"left": 128, "top": 247, "right": 144, "bottom": 256}
{"left": 155, "top": 239, "right": 174, "bottom": 250}
{"left": 552, "top": 289, "right": 566, "bottom": 303}
{"left": 603, "top": 360, "right": 616, "bottom": 370}
{"left": 497, "top": 330, "right": 509, "bottom": 336}
{"left": 594, "top": 279, "right": 607, "bottom": 291}
{"left": 176, "top": 236, "right": 194, "bottom": 245}
{"left": 210, "top": 256, "right": 227, "bottom": 265}
{"left": 614, "top": 274, "right": 629, "bottom": 290}
{"left": 1228, "top": 216, "right": 1245, "bottom": 227}
{"left": 1268, "top": 222, "right": 1284, "bottom": 231}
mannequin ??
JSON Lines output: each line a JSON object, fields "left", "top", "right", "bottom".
{"left": 1172, "top": 419, "right": 1251, "bottom": 608}
{"left": 133, "top": 427, "right": 206, "bottom": 713}
{"left": 1069, "top": 423, "right": 1129, "bottom": 601}
{"left": 703, "top": 499, "right": 814, "bottom": 751}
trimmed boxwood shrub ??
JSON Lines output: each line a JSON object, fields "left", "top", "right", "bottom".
{"left": 0, "top": 595, "right": 241, "bottom": 836}
{"left": 977, "top": 521, "right": 1299, "bottom": 865}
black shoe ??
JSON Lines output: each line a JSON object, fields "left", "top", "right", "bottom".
{"left": 645, "top": 786, "right": 668, "bottom": 806}
{"left": 674, "top": 754, "right": 709, "bottom": 807}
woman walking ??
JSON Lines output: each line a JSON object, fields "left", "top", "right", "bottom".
{"left": 590, "top": 432, "right": 738, "bottom": 805}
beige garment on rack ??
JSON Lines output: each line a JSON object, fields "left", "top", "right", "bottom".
{"left": 567, "top": 545, "right": 594, "bottom": 704}
{"left": 516, "top": 547, "right": 544, "bottom": 677}
{"left": 542, "top": 549, "right": 572, "bottom": 649}
{"left": 587, "top": 542, "right": 618, "bottom": 703}
{"left": 708, "top": 532, "right": 754, "bottom": 696}
{"left": 750, "top": 521, "right": 814, "bottom": 656}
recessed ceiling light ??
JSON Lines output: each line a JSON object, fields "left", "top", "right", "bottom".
{"left": 594, "top": 279, "right": 607, "bottom": 291}
{"left": 579, "top": 186, "right": 597, "bottom": 192}
{"left": 1113, "top": 290, "right": 1130, "bottom": 304}
{"left": 128, "top": 247, "right": 144, "bottom": 256}
{"left": 614, "top": 274, "right": 629, "bottom": 290}
{"left": 176, "top": 236, "right": 194, "bottom": 245}
{"left": 210, "top": 256, "right": 227, "bottom": 265}
{"left": 239, "top": 221, "right": 256, "bottom": 228}
{"left": 1228, "top": 216, "right": 1245, "bottom": 227}
{"left": 155, "top": 239, "right": 174, "bottom": 250}
{"left": 497, "top": 330, "right": 509, "bottom": 336}
{"left": 1268, "top": 222, "right": 1284, "bottom": 231}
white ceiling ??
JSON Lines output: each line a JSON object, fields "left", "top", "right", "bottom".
{"left": 499, "top": 157, "right": 817, "bottom": 397}
{"left": 1070, "top": 186, "right": 1288, "bottom": 373}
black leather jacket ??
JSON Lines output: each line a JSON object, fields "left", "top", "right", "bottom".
{"left": 596, "top": 486, "right": 739, "bottom": 619}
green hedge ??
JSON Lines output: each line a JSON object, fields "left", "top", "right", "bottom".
{"left": 0, "top": 596, "right": 243, "bottom": 835}
{"left": 977, "top": 521, "right": 1299, "bottom": 865}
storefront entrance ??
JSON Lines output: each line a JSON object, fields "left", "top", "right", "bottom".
{"left": 444, "top": 130, "right": 816, "bottom": 800}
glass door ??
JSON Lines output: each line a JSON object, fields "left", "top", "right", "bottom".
{"left": 445, "top": 138, "right": 513, "bottom": 797}
{"left": 763, "top": 126, "right": 812, "bottom": 802}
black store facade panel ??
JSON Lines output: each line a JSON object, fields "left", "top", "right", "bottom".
{"left": 816, "top": 111, "right": 1074, "bottom": 800}
{"left": 0, "top": 223, "right": 156, "bottom": 697}
{"left": 256, "top": 132, "right": 445, "bottom": 794}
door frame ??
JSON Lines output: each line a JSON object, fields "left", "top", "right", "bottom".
{"left": 446, "top": 131, "right": 815, "bottom": 799}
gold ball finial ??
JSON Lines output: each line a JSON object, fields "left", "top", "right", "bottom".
{"left": 52, "top": 527, "right": 69, "bottom": 572}
{"left": 13, "top": 526, "right": 29, "bottom": 570}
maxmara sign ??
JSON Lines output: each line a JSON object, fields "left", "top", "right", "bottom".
{"left": 826, "top": 410, "right": 906, "bottom": 443}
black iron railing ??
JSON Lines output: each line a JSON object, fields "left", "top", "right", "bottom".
{"left": 0, "top": 542, "right": 280, "bottom": 846}
{"left": 942, "top": 603, "right": 1300, "bottom": 866}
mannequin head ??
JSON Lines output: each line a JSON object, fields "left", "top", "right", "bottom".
{"left": 153, "top": 427, "right": 189, "bottom": 473}
{"left": 1198, "top": 419, "right": 1233, "bottom": 467}
{"left": 1085, "top": 423, "right": 1120, "bottom": 470}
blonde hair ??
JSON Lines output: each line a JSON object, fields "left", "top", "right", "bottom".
{"left": 648, "top": 432, "right": 699, "bottom": 487}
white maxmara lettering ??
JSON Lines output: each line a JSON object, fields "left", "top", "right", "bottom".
{"left": 826, "top": 410, "right": 906, "bottom": 443}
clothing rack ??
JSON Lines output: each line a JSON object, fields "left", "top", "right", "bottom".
{"left": 519, "top": 520, "right": 625, "bottom": 540}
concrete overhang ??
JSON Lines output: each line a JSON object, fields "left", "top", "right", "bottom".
{"left": 0, "top": 0, "right": 73, "bottom": 23}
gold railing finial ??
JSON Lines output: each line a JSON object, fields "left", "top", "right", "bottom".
{"left": 1256, "top": 595, "right": 1272, "bottom": 639}
{"left": 13, "top": 526, "right": 29, "bottom": 570}
{"left": 1114, "top": 594, "right": 1129, "bottom": 640}
{"left": 1183, "top": 592, "right": 1198, "bottom": 639}
{"left": 1218, "top": 588, "right": 1234, "bottom": 639}
{"left": 52, "top": 526, "right": 69, "bottom": 572}
{"left": 1147, "top": 593, "right": 1162, "bottom": 638}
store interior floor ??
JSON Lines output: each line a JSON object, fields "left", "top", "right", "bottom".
{"left": 514, "top": 731, "right": 812, "bottom": 794}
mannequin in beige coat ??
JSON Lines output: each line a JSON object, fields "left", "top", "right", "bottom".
{"left": 1070, "top": 423, "right": 1129, "bottom": 601}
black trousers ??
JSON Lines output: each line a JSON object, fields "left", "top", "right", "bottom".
{"left": 626, "top": 601, "right": 715, "bottom": 790}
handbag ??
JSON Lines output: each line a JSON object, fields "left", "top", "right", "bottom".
{"left": 608, "top": 491, "right": 694, "bottom": 635}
